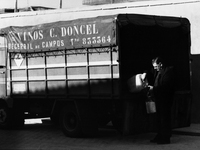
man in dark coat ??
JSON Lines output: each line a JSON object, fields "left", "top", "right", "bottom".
{"left": 148, "top": 57, "right": 175, "bottom": 144}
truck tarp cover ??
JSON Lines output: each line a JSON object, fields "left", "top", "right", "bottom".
{"left": 0, "top": 14, "right": 190, "bottom": 53}
{"left": 1, "top": 16, "right": 116, "bottom": 53}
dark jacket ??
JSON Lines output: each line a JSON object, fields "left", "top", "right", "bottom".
{"left": 153, "top": 66, "right": 175, "bottom": 104}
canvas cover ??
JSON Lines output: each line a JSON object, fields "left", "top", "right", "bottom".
{"left": 0, "top": 15, "right": 117, "bottom": 53}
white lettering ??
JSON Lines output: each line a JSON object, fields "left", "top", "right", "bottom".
{"left": 86, "top": 24, "right": 92, "bottom": 35}
{"left": 67, "top": 27, "right": 73, "bottom": 36}
{"left": 50, "top": 28, "right": 55, "bottom": 38}
{"left": 39, "top": 30, "right": 43, "bottom": 39}
{"left": 61, "top": 23, "right": 98, "bottom": 37}
{"left": 61, "top": 27, "right": 66, "bottom": 37}
{"left": 42, "top": 40, "right": 64, "bottom": 48}
{"left": 73, "top": 25, "right": 79, "bottom": 35}
{"left": 80, "top": 25, "right": 86, "bottom": 34}
{"left": 93, "top": 24, "right": 98, "bottom": 34}
{"left": 8, "top": 43, "right": 33, "bottom": 50}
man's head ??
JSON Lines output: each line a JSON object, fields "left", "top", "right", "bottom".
{"left": 152, "top": 57, "right": 164, "bottom": 72}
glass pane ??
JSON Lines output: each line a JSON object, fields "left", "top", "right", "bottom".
{"left": 67, "top": 53, "right": 87, "bottom": 66}
{"left": 89, "top": 66, "right": 111, "bottom": 79}
{"left": 48, "top": 81, "right": 66, "bottom": 95}
{"left": 89, "top": 52, "right": 111, "bottom": 65}
{"left": 68, "top": 80, "right": 88, "bottom": 95}
{"left": 12, "top": 82, "right": 27, "bottom": 94}
{"left": 46, "top": 55, "right": 65, "bottom": 67}
{"left": 47, "top": 68, "right": 65, "bottom": 80}
{"left": 29, "top": 81, "right": 45, "bottom": 95}
{"left": 67, "top": 67, "right": 87, "bottom": 79}
{"left": 28, "top": 69, "right": 45, "bottom": 80}
{"left": 11, "top": 70, "right": 26, "bottom": 80}
{"left": 28, "top": 57, "right": 45, "bottom": 68}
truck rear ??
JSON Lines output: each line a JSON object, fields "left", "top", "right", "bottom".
{"left": 0, "top": 14, "right": 191, "bottom": 137}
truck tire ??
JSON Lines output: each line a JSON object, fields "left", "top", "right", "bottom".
{"left": 60, "top": 105, "right": 82, "bottom": 137}
{"left": 0, "top": 104, "right": 11, "bottom": 129}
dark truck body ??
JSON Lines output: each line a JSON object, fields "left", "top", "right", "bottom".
{"left": 0, "top": 14, "right": 191, "bottom": 137}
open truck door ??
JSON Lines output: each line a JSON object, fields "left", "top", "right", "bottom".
{"left": 116, "top": 14, "right": 191, "bottom": 135}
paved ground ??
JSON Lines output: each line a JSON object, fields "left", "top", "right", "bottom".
{"left": 1, "top": 118, "right": 200, "bottom": 150}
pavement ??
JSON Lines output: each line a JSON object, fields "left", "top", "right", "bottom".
{"left": 25, "top": 118, "right": 200, "bottom": 137}
{"left": 1, "top": 118, "right": 200, "bottom": 150}
{"left": 172, "top": 123, "right": 200, "bottom": 136}
{"left": 35, "top": 118, "right": 200, "bottom": 136}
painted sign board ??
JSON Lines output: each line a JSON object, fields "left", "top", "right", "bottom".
{"left": 1, "top": 16, "right": 116, "bottom": 52}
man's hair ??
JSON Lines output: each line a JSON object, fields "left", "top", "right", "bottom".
{"left": 152, "top": 57, "right": 165, "bottom": 66}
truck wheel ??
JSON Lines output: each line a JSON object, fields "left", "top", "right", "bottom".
{"left": 60, "top": 106, "right": 82, "bottom": 137}
{"left": 0, "top": 104, "right": 11, "bottom": 129}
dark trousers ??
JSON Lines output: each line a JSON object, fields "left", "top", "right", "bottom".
{"left": 155, "top": 98, "right": 172, "bottom": 139}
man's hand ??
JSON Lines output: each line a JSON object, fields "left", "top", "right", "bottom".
{"left": 148, "top": 85, "right": 153, "bottom": 91}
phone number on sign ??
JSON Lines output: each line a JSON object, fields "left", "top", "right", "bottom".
{"left": 70, "top": 35, "right": 112, "bottom": 46}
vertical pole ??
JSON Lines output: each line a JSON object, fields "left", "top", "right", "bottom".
{"left": 4, "top": 35, "right": 8, "bottom": 96}
{"left": 15, "top": 0, "right": 18, "bottom": 12}
{"left": 60, "top": 0, "right": 62, "bottom": 9}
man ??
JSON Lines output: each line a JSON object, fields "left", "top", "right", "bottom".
{"left": 148, "top": 57, "right": 175, "bottom": 144}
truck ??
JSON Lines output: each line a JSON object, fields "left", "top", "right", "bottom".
{"left": 0, "top": 0, "right": 197, "bottom": 137}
